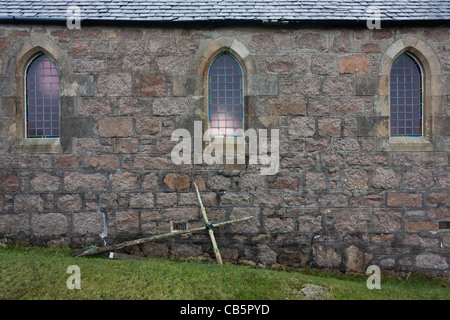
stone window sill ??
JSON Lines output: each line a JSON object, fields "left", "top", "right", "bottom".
{"left": 385, "top": 136, "right": 433, "bottom": 152}
{"left": 13, "top": 138, "right": 63, "bottom": 154}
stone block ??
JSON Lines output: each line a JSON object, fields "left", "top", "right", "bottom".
{"left": 288, "top": 116, "right": 315, "bottom": 137}
{"left": 84, "top": 155, "right": 120, "bottom": 171}
{"left": 297, "top": 33, "right": 327, "bottom": 51}
{"left": 164, "top": 173, "right": 190, "bottom": 190}
{"left": 1, "top": 174, "right": 19, "bottom": 192}
{"left": 115, "top": 138, "right": 139, "bottom": 154}
{"left": 297, "top": 215, "right": 322, "bottom": 232}
{"left": 257, "top": 244, "right": 277, "bottom": 265}
{"left": 265, "top": 55, "right": 294, "bottom": 73}
{"left": 116, "top": 211, "right": 139, "bottom": 233}
{"left": 283, "top": 194, "right": 316, "bottom": 207}
{"left": 405, "top": 221, "right": 439, "bottom": 233}
{"left": 0, "top": 39, "right": 10, "bottom": 52}
{"left": 64, "top": 172, "right": 108, "bottom": 191}
{"left": 372, "top": 168, "right": 400, "bottom": 189}
{"left": 0, "top": 214, "right": 29, "bottom": 236}
{"left": 142, "top": 242, "right": 169, "bottom": 257}
{"left": 338, "top": 55, "right": 370, "bottom": 74}
{"left": 305, "top": 138, "right": 329, "bottom": 152}
{"left": 142, "top": 173, "right": 159, "bottom": 190}
{"left": 415, "top": 253, "right": 448, "bottom": 270}
{"left": 351, "top": 193, "right": 383, "bottom": 207}
{"left": 427, "top": 193, "right": 447, "bottom": 205}
{"left": 81, "top": 97, "right": 111, "bottom": 116}
{"left": 118, "top": 97, "right": 140, "bottom": 116}
{"left": 220, "top": 192, "right": 251, "bottom": 205}
{"left": 335, "top": 209, "right": 359, "bottom": 233}
{"left": 97, "top": 73, "right": 132, "bottom": 96}
{"left": 268, "top": 96, "right": 306, "bottom": 115}
{"left": 345, "top": 245, "right": 366, "bottom": 273}
{"left": 129, "top": 193, "right": 154, "bottom": 209}
{"left": 305, "top": 171, "right": 327, "bottom": 190}
{"left": 229, "top": 207, "right": 260, "bottom": 233}
{"left": 112, "top": 172, "right": 138, "bottom": 191}
{"left": 119, "top": 29, "right": 143, "bottom": 40}
{"left": 156, "top": 193, "right": 178, "bottom": 207}
{"left": 372, "top": 209, "right": 402, "bottom": 232}
{"left": 14, "top": 194, "right": 44, "bottom": 212}
{"left": 308, "top": 97, "right": 330, "bottom": 116}
{"left": 322, "top": 154, "right": 344, "bottom": 168}
{"left": 330, "top": 31, "right": 351, "bottom": 53}
{"left": 153, "top": 98, "right": 190, "bottom": 116}
{"left": 312, "top": 244, "right": 341, "bottom": 268}
{"left": 99, "top": 193, "right": 118, "bottom": 209}
{"left": 428, "top": 207, "right": 450, "bottom": 220}
{"left": 248, "top": 75, "right": 278, "bottom": 96}
{"left": 69, "top": 40, "right": 92, "bottom": 52}
{"left": 341, "top": 169, "right": 369, "bottom": 190}
{"left": 318, "top": 118, "right": 341, "bottom": 137}
{"left": 372, "top": 29, "right": 393, "bottom": 40}
{"left": 136, "top": 118, "right": 160, "bottom": 135}
{"left": 403, "top": 169, "right": 435, "bottom": 189}
{"left": 171, "top": 243, "right": 203, "bottom": 258}
{"left": 58, "top": 194, "right": 82, "bottom": 212}
{"left": 310, "top": 54, "right": 336, "bottom": 75}
{"left": 122, "top": 54, "right": 152, "bottom": 73}
{"left": 251, "top": 33, "right": 276, "bottom": 52}
{"left": 98, "top": 118, "right": 133, "bottom": 138}
{"left": 241, "top": 173, "right": 265, "bottom": 191}
{"left": 30, "top": 173, "right": 60, "bottom": 192}
{"left": 61, "top": 117, "right": 96, "bottom": 138}
{"left": 387, "top": 193, "right": 423, "bottom": 207}
{"left": 135, "top": 75, "right": 166, "bottom": 97}
{"left": 361, "top": 43, "right": 380, "bottom": 53}
{"left": 134, "top": 156, "right": 173, "bottom": 169}
{"left": 156, "top": 55, "right": 190, "bottom": 74}
{"left": 148, "top": 37, "right": 177, "bottom": 53}
{"left": 163, "top": 207, "right": 198, "bottom": 221}
{"left": 73, "top": 211, "right": 104, "bottom": 235}
{"left": 357, "top": 116, "right": 389, "bottom": 137}
{"left": 322, "top": 76, "right": 353, "bottom": 95}
{"left": 355, "top": 74, "right": 378, "bottom": 96}
{"left": 319, "top": 193, "right": 348, "bottom": 207}
{"left": 296, "top": 76, "right": 321, "bottom": 95}
{"left": 269, "top": 176, "right": 298, "bottom": 190}
{"left": 31, "top": 213, "right": 68, "bottom": 236}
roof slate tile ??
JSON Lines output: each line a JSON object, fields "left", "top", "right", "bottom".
{"left": 0, "top": 0, "right": 448, "bottom": 22}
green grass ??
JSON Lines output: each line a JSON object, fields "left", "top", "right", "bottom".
{"left": 0, "top": 244, "right": 448, "bottom": 300}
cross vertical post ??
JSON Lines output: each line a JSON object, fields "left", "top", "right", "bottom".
{"left": 194, "top": 182, "right": 223, "bottom": 265}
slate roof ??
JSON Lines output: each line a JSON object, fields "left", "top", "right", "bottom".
{"left": 0, "top": 0, "right": 449, "bottom": 23}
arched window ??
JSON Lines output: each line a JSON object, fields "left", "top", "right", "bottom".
{"left": 25, "top": 53, "right": 60, "bottom": 138}
{"left": 390, "top": 53, "right": 423, "bottom": 137}
{"left": 208, "top": 53, "right": 243, "bottom": 137}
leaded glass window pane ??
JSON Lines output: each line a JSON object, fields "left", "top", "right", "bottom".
{"left": 26, "top": 54, "right": 60, "bottom": 138}
{"left": 208, "top": 54, "right": 243, "bottom": 137}
{"left": 390, "top": 53, "right": 422, "bottom": 137}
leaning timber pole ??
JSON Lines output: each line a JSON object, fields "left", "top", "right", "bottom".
{"left": 194, "top": 182, "right": 223, "bottom": 265}
{"left": 73, "top": 216, "right": 253, "bottom": 257}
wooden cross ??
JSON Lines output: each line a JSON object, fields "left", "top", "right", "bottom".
{"left": 73, "top": 185, "right": 252, "bottom": 260}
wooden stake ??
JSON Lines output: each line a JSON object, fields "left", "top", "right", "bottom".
{"left": 194, "top": 182, "right": 223, "bottom": 265}
{"left": 73, "top": 216, "right": 253, "bottom": 257}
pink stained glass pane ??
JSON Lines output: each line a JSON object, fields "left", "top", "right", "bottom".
{"left": 208, "top": 54, "right": 243, "bottom": 136}
{"left": 390, "top": 54, "right": 422, "bottom": 137}
{"left": 26, "top": 54, "right": 60, "bottom": 138}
